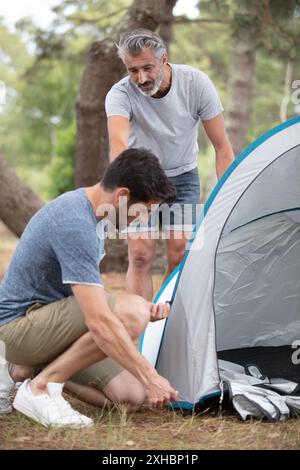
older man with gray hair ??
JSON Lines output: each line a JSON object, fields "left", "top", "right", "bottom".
{"left": 105, "top": 28, "right": 234, "bottom": 300}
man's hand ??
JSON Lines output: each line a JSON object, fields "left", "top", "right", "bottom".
{"left": 144, "top": 373, "right": 179, "bottom": 408}
{"left": 149, "top": 302, "right": 170, "bottom": 322}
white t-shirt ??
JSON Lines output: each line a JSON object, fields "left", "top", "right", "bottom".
{"left": 105, "top": 63, "right": 223, "bottom": 177}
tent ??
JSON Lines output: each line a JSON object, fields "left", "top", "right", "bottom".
{"left": 139, "top": 116, "right": 300, "bottom": 415}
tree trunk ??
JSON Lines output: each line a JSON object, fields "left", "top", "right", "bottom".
{"left": 226, "top": 1, "right": 261, "bottom": 156}
{"left": 75, "top": 0, "right": 178, "bottom": 273}
{"left": 159, "top": 0, "right": 177, "bottom": 55}
{"left": 0, "top": 155, "right": 44, "bottom": 238}
{"left": 75, "top": 0, "right": 178, "bottom": 187}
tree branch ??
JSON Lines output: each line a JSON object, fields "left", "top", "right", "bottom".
{"left": 68, "top": 7, "right": 128, "bottom": 25}
{"left": 173, "top": 15, "right": 232, "bottom": 24}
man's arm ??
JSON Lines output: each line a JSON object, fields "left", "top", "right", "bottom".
{"left": 107, "top": 115, "right": 130, "bottom": 161}
{"left": 202, "top": 114, "right": 234, "bottom": 179}
{"left": 72, "top": 284, "right": 178, "bottom": 407}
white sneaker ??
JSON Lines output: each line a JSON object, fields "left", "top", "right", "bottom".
{"left": 0, "top": 360, "right": 14, "bottom": 414}
{"left": 13, "top": 379, "right": 93, "bottom": 428}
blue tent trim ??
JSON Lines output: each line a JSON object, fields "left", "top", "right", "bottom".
{"left": 171, "top": 115, "right": 300, "bottom": 302}
{"left": 169, "top": 391, "right": 222, "bottom": 411}
{"left": 138, "top": 265, "right": 180, "bottom": 353}
{"left": 139, "top": 115, "right": 300, "bottom": 408}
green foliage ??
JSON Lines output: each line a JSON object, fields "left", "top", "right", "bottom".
{"left": 0, "top": 20, "right": 32, "bottom": 88}
{"left": 0, "top": 1, "right": 134, "bottom": 200}
{"left": 0, "top": 56, "right": 82, "bottom": 168}
{"left": 248, "top": 50, "right": 284, "bottom": 142}
{"left": 48, "top": 121, "right": 76, "bottom": 198}
{"left": 170, "top": 21, "right": 230, "bottom": 104}
{"left": 15, "top": 165, "right": 52, "bottom": 202}
{"left": 171, "top": 0, "right": 300, "bottom": 176}
{"left": 0, "top": 0, "right": 299, "bottom": 202}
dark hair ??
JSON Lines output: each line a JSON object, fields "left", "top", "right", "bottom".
{"left": 101, "top": 148, "right": 176, "bottom": 204}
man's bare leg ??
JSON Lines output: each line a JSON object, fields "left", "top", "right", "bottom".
{"left": 126, "top": 236, "right": 156, "bottom": 300}
{"left": 9, "top": 296, "right": 147, "bottom": 409}
{"left": 163, "top": 231, "right": 188, "bottom": 283}
{"left": 7, "top": 364, "right": 113, "bottom": 408}
{"left": 30, "top": 293, "right": 150, "bottom": 396}
{"left": 9, "top": 369, "right": 143, "bottom": 412}
{"left": 64, "top": 380, "right": 111, "bottom": 407}
{"left": 103, "top": 369, "right": 145, "bottom": 411}
{"left": 9, "top": 364, "right": 35, "bottom": 383}
{"left": 65, "top": 369, "right": 145, "bottom": 412}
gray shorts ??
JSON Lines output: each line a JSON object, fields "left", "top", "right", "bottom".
{"left": 128, "top": 167, "right": 201, "bottom": 233}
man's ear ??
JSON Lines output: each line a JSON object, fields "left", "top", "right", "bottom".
{"left": 114, "top": 187, "right": 130, "bottom": 205}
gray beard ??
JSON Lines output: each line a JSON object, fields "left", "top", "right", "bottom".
{"left": 134, "top": 68, "right": 164, "bottom": 97}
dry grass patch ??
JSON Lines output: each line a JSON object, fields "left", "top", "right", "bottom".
{"left": 1, "top": 397, "right": 300, "bottom": 450}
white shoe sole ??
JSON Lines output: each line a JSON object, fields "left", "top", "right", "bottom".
{"left": 13, "top": 397, "right": 93, "bottom": 428}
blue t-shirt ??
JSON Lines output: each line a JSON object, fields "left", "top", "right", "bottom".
{"left": 0, "top": 188, "right": 107, "bottom": 326}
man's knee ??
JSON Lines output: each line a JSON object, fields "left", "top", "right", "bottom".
{"left": 125, "top": 385, "right": 146, "bottom": 411}
{"left": 114, "top": 294, "right": 150, "bottom": 338}
{"left": 129, "top": 241, "right": 155, "bottom": 271}
{"left": 104, "top": 370, "right": 146, "bottom": 410}
{"left": 108, "top": 384, "right": 145, "bottom": 411}
{"left": 10, "top": 364, "right": 35, "bottom": 382}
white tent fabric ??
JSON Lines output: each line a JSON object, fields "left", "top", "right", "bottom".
{"left": 140, "top": 116, "right": 300, "bottom": 413}
{"left": 215, "top": 211, "right": 300, "bottom": 350}
{"left": 138, "top": 270, "right": 178, "bottom": 367}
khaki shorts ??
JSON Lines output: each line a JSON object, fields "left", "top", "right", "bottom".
{"left": 0, "top": 293, "right": 124, "bottom": 390}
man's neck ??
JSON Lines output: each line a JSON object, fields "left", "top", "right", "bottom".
{"left": 85, "top": 184, "right": 105, "bottom": 217}
{"left": 152, "top": 63, "right": 172, "bottom": 99}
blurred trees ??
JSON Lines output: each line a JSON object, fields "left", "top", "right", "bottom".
{"left": 0, "top": 154, "right": 43, "bottom": 236}
{"left": 0, "top": 0, "right": 299, "bottom": 239}
{"left": 172, "top": 0, "right": 300, "bottom": 158}
{"left": 225, "top": 0, "right": 300, "bottom": 154}
{"left": 0, "top": 0, "right": 178, "bottom": 271}
{"left": 75, "top": 0, "right": 177, "bottom": 187}
{"left": 225, "top": 0, "right": 262, "bottom": 155}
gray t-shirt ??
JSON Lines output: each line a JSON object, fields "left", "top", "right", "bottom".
{"left": 105, "top": 63, "right": 223, "bottom": 177}
{"left": 0, "top": 188, "right": 107, "bottom": 326}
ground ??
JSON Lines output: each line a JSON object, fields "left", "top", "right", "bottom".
{"left": 1, "top": 222, "right": 300, "bottom": 450}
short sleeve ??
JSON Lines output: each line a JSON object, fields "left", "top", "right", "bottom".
{"left": 105, "top": 85, "right": 132, "bottom": 120}
{"left": 50, "top": 223, "right": 104, "bottom": 287}
{"left": 196, "top": 72, "right": 224, "bottom": 121}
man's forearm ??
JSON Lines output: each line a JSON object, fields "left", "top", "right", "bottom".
{"left": 109, "top": 141, "right": 128, "bottom": 161}
{"left": 216, "top": 144, "right": 234, "bottom": 179}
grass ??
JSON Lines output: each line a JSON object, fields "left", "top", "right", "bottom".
{"left": 1, "top": 222, "right": 300, "bottom": 450}
{"left": 1, "top": 398, "right": 300, "bottom": 450}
